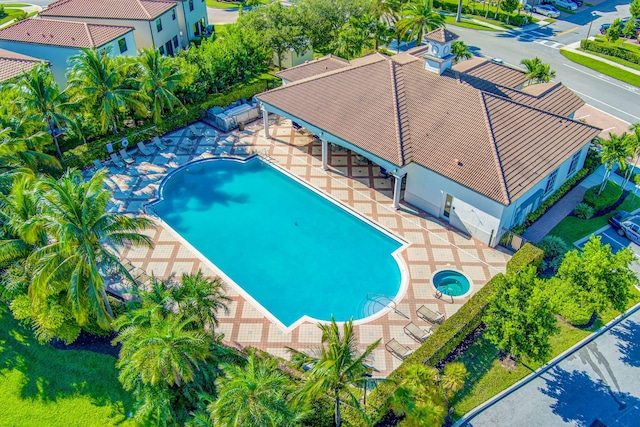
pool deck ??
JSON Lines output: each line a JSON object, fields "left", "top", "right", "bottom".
{"left": 104, "top": 118, "right": 510, "bottom": 377}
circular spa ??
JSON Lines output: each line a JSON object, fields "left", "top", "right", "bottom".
{"left": 432, "top": 270, "right": 471, "bottom": 297}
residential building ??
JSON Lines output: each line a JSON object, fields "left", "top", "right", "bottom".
{"left": 0, "top": 18, "right": 135, "bottom": 84}
{"left": 39, "top": 0, "right": 207, "bottom": 53}
{"left": 0, "top": 48, "right": 46, "bottom": 82}
{"left": 257, "top": 29, "right": 600, "bottom": 247}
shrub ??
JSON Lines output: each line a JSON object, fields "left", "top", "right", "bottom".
{"left": 583, "top": 181, "right": 623, "bottom": 212}
{"left": 573, "top": 202, "right": 594, "bottom": 219}
{"left": 581, "top": 39, "right": 640, "bottom": 66}
{"left": 538, "top": 235, "right": 571, "bottom": 273}
{"left": 506, "top": 242, "right": 544, "bottom": 275}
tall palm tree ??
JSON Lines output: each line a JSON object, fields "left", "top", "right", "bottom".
{"left": 622, "top": 124, "right": 640, "bottom": 188}
{"left": 114, "top": 312, "right": 210, "bottom": 388}
{"left": 27, "top": 169, "right": 153, "bottom": 328}
{"left": 174, "top": 270, "right": 230, "bottom": 334}
{"left": 208, "top": 352, "right": 301, "bottom": 426}
{"left": 13, "top": 64, "right": 75, "bottom": 158}
{"left": 395, "top": 0, "right": 445, "bottom": 46}
{"left": 289, "top": 317, "right": 379, "bottom": 427}
{"left": 137, "top": 48, "right": 185, "bottom": 124}
{"left": 598, "top": 132, "right": 631, "bottom": 195}
{"left": 451, "top": 40, "right": 472, "bottom": 64}
{"left": 67, "top": 48, "right": 147, "bottom": 134}
{"left": 520, "top": 57, "right": 556, "bottom": 84}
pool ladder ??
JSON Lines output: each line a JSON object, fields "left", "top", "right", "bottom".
{"left": 258, "top": 149, "right": 279, "bottom": 165}
{"left": 365, "top": 294, "right": 409, "bottom": 319}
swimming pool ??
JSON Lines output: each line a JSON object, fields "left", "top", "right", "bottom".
{"left": 150, "top": 157, "right": 405, "bottom": 328}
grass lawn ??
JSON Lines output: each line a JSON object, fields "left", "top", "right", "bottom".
{"left": 581, "top": 49, "right": 640, "bottom": 72}
{"left": 547, "top": 193, "right": 640, "bottom": 244}
{"left": 1, "top": 3, "right": 30, "bottom": 6}
{"left": 0, "top": 311, "right": 134, "bottom": 427}
{"left": 0, "top": 8, "right": 26, "bottom": 25}
{"left": 445, "top": 16, "right": 503, "bottom": 31}
{"left": 450, "top": 287, "right": 640, "bottom": 421}
{"left": 206, "top": 0, "right": 269, "bottom": 8}
{"left": 560, "top": 49, "right": 640, "bottom": 87}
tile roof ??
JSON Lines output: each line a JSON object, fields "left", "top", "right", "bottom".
{"left": 0, "top": 48, "right": 44, "bottom": 82}
{"left": 40, "top": 0, "right": 176, "bottom": 20}
{"left": 275, "top": 55, "right": 350, "bottom": 82}
{"left": 424, "top": 28, "right": 459, "bottom": 43}
{"left": 0, "top": 18, "right": 133, "bottom": 49}
{"left": 257, "top": 52, "right": 600, "bottom": 205}
{"left": 452, "top": 58, "right": 528, "bottom": 88}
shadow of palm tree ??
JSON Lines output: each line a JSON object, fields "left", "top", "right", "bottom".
{"left": 611, "top": 319, "right": 640, "bottom": 368}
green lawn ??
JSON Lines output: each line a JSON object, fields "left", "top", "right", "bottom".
{"left": 0, "top": 311, "right": 134, "bottom": 427}
{"left": 451, "top": 287, "right": 640, "bottom": 421}
{"left": 581, "top": 49, "right": 640, "bottom": 72}
{"left": 0, "top": 8, "right": 26, "bottom": 25}
{"left": 1, "top": 3, "right": 30, "bottom": 6}
{"left": 560, "top": 49, "right": 640, "bottom": 87}
{"left": 206, "top": 0, "right": 269, "bottom": 8}
{"left": 445, "top": 16, "right": 503, "bottom": 31}
{"left": 547, "top": 193, "right": 640, "bottom": 244}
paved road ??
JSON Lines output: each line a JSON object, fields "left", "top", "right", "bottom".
{"left": 460, "top": 307, "right": 640, "bottom": 426}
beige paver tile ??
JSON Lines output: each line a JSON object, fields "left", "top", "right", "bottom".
{"left": 237, "top": 323, "right": 263, "bottom": 342}
{"left": 268, "top": 324, "right": 293, "bottom": 343}
{"left": 241, "top": 302, "right": 265, "bottom": 319}
{"left": 432, "top": 248, "right": 455, "bottom": 262}
{"left": 217, "top": 322, "right": 234, "bottom": 341}
{"left": 218, "top": 299, "right": 238, "bottom": 319}
{"left": 358, "top": 324, "right": 384, "bottom": 345}
{"left": 298, "top": 323, "right": 322, "bottom": 343}
{"left": 146, "top": 261, "right": 169, "bottom": 277}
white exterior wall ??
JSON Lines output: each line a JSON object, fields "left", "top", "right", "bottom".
{"left": 175, "top": 0, "right": 207, "bottom": 47}
{"left": 403, "top": 163, "right": 505, "bottom": 246}
{"left": 150, "top": 8, "right": 181, "bottom": 53}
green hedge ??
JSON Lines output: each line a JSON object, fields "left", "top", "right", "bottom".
{"left": 433, "top": 0, "right": 531, "bottom": 26}
{"left": 344, "top": 273, "right": 507, "bottom": 426}
{"left": 583, "top": 181, "right": 623, "bottom": 212}
{"left": 581, "top": 39, "right": 640, "bottom": 66}
{"left": 506, "top": 242, "right": 543, "bottom": 275}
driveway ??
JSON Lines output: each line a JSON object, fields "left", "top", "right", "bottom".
{"left": 459, "top": 307, "right": 640, "bottom": 427}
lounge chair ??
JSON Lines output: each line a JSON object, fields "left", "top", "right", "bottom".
{"left": 152, "top": 136, "right": 167, "bottom": 150}
{"left": 404, "top": 322, "right": 434, "bottom": 343}
{"left": 188, "top": 124, "right": 203, "bottom": 138}
{"left": 137, "top": 141, "right": 154, "bottom": 156}
{"left": 93, "top": 159, "right": 107, "bottom": 170}
{"left": 385, "top": 338, "right": 413, "bottom": 360}
{"left": 417, "top": 305, "right": 445, "bottom": 324}
{"left": 119, "top": 149, "right": 135, "bottom": 165}
{"left": 110, "top": 153, "right": 125, "bottom": 168}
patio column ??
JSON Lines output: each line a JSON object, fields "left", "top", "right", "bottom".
{"left": 261, "top": 104, "right": 270, "bottom": 138}
{"left": 321, "top": 138, "right": 328, "bottom": 170}
{"left": 392, "top": 174, "right": 403, "bottom": 209}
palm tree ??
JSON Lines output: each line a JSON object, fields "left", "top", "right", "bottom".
{"left": 289, "top": 317, "right": 379, "bottom": 427}
{"left": 395, "top": 0, "right": 445, "bottom": 46}
{"left": 67, "top": 48, "right": 147, "bottom": 134}
{"left": 456, "top": 0, "right": 463, "bottom": 22}
{"left": 137, "top": 48, "right": 185, "bottom": 124}
{"left": 598, "top": 133, "right": 631, "bottom": 195}
{"left": 520, "top": 57, "right": 556, "bottom": 84}
{"left": 174, "top": 270, "right": 230, "bottom": 334}
{"left": 622, "top": 124, "right": 640, "bottom": 188}
{"left": 114, "top": 312, "right": 210, "bottom": 388}
{"left": 13, "top": 64, "right": 75, "bottom": 158}
{"left": 27, "top": 169, "right": 153, "bottom": 328}
{"left": 208, "top": 352, "right": 301, "bottom": 426}
{"left": 451, "top": 40, "right": 472, "bottom": 64}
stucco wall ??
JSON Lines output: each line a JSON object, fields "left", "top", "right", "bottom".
{"left": 275, "top": 48, "right": 314, "bottom": 69}
{"left": 175, "top": 0, "right": 207, "bottom": 47}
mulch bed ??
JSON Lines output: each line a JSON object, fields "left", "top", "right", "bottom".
{"left": 50, "top": 331, "right": 121, "bottom": 358}
{"left": 435, "top": 324, "right": 486, "bottom": 370}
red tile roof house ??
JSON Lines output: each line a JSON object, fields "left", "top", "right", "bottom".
{"left": 0, "top": 18, "right": 135, "bottom": 84}
{"left": 0, "top": 48, "right": 46, "bottom": 83}
{"left": 39, "top": 0, "right": 208, "bottom": 55}
{"left": 257, "top": 29, "right": 600, "bottom": 247}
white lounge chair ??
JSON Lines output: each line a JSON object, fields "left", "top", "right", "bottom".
{"left": 417, "top": 305, "right": 445, "bottom": 324}
{"left": 152, "top": 136, "right": 167, "bottom": 150}
{"left": 119, "top": 149, "right": 135, "bottom": 165}
{"left": 385, "top": 338, "right": 413, "bottom": 360}
{"left": 137, "top": 141, "right": 154, "bottom": 156}
{"left": 93, "top": 159, "right": 107, "bottom": 170}
{"left": 404, "top": 322, "right": 434, "bottom": 343}
{"left": 110, "top": 153, "right": 125, "bottom": 168}
{"left": 188, "top": 124, "right": 203, "bottom": 138}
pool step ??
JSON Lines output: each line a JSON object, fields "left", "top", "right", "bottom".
{"left": 359, "top": 294, "right": 409, "bottom": 319}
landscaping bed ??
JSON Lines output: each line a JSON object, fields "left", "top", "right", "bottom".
{"left": 560, "top": 49, "right": 640, "bottom": 87}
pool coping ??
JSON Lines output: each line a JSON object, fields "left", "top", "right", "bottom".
{"left": 144, "top": 155, "right": 412, "bottom": 333}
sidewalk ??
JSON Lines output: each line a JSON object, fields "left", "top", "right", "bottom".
{"left": 562, "top": 40, "right": 640, "bottom": 77}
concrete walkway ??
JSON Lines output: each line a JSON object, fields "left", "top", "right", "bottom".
{"left": 562, "top": 39, "right": 640, "bottom": 77}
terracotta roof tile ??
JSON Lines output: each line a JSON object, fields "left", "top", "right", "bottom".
{"left": 257, "top": 51, "right": 599, "bottom": 205}
{"left": 275, "top": 55, "right": 350, "bottom": 82}
{"left": 0, "top": 18, "right": 133, "bottom": 48}
{"left": 454, "top": 59, "right": 528, "bottom": 88}
{"left": 41, "top": 0, "right": 176, "bottom": 20}
{"left": 424, "top": 28, "right": 459, "bottom": 43}
{"left": 0, "top": 48, "right": 44, "bottom": 82}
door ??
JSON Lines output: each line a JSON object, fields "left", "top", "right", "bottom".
{"left": 443, "top": 194, "right": 453, "bottom": 219}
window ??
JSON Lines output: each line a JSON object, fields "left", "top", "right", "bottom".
{"left": 544, "top": 170, "right": 558, "bottom": 195}
{"left": 171, "top": 9, "right": 176, "bottom": 20}
{"left": 173, "top": 35, "right": 179, "bottom": 48}
{"left": 156, "top": 18, "right": 163, "bottom": 32}
{"left": 117, "top": 37, "right": 127, "bottom": 53}
{"left": 567, "top": 152, "right": 581, "bottom": 177}
{"left": 189, "top": 0, "right": 194, "bottom": 11}
{"left": 159, "top": 45, "right": 165, "bottom": 55}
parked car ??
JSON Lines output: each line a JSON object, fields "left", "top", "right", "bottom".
{"left": 600, "top": 17, "right": 640, "bottom": 36}
{"left": 620, "top": 216, "right": 640, "bottom": 244}
{"left": 553, "top": 0, "right": 578, "bottom": 10}
{"left": 609, "top": 210, "right": 630, "bottom": 235}
{"left": 533, "top": 4, "right": 561, "bottom": 17}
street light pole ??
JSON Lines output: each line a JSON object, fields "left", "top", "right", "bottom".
{"left": 586, "top": 11, "right": 598, "bottom": 40}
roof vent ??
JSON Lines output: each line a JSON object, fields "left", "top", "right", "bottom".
{"left": 454, "top": 158, "right": 463, "bottom": 166}
{"left": 26, "top": 32, "right": 30, "bottom": 36}
{"left": 50, "top": 33, "right": 54, "bottom": 38}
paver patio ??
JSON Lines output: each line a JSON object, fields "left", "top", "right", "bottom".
{"left": 104, "top": 118, "right": 510, "bottom": 377}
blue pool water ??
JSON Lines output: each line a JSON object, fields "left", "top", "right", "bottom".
{"left": 433, "top": 270, "right": 470, "bottom": 297}
{"left": 151, "top": 157, "right": 403, "bottom": 327}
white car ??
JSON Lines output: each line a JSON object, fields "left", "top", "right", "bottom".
{"left": 553, "top": 0, "right": 578, "bottom": 10}
{"left": 533, "top": 4, "right": 561, "bottom": 17}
